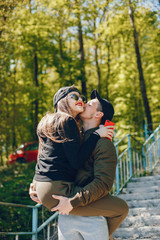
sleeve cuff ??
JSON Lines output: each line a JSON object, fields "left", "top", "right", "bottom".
{"left": 91, "top": 131, "right": 100, "bottom": 139}
{"left": 70, "top": 192, "right": 83, "bottom": 208}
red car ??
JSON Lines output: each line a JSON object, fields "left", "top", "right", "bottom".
{"left": 8, "top": 141, "right": 39, "bottom": 164}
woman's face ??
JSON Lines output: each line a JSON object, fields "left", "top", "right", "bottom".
{"left": 67, "top": 91, "right": 85, "bottom": 117}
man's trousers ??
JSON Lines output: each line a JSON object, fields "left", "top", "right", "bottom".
{"left": 58, "top": 215, "right": 109, "bottom": 240}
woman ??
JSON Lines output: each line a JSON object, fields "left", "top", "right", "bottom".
{"left": 32, "top": 86, "right": 113, "bottom": 210}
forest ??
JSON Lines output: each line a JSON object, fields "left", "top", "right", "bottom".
{"left": 0, "top": 0, "right": 160, "bottom": 164}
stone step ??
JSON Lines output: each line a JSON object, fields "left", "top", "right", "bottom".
{"left": 113, "top": 226, "right": 160, "bottom": 239}
{"left": 127, "top": 199, "right": 160, "bottom": 208}
{"left": 113, "top": 166, "right": 160, "bottom": 239}
{"left": 128, "top": 207, "right": 160, "bottom": 216}
{"left": 119, "top": 192, "right": 160, "bottom": 201}
{"left": 122, "top": 185, "right": 160, "bottom": 194}
{"left": 126, "top": 180, "right": 160, "bottom": 188}
{"left": 120, "top": 215, "right": 160, "bottom": 228}
{"left": 131, "top": 175, "right": 160, "bottom": 182}
{"left": 114, "top": 238, "right": 160, "bottom": 240}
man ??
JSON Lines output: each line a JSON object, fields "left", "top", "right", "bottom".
{"left": 30, "top": 89, "right": 129, "bottom": 240}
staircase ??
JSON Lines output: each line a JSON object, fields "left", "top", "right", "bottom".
{"left": 113, "top": 161, "right": 160, "bottom": 240}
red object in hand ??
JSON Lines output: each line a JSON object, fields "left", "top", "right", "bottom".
{"left": 104, "top": 120, "right": 115, "bottom": 140}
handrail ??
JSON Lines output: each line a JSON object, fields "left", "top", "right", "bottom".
{"left": 143, "top": 125, "right": 160, "bottom": 146}
{"left": 118, "top": 147, "right": 128, "bottom": 159}
{"left": 37, "top": 211, "right": 58, "bottom": 233}
{"left": 130, "top": 135, "right": 143, "bottom": 146}
{"left": 0, "top": 212, "right": 59, "bottom": 237}
{"left": 114, "top": 134, "right": 128, "bottom": 147}
{"left": 0, "top": 201, "right": 41, "bottom": 209}
{"left": 0, "top": 231, "right": 35, "bottom": 236}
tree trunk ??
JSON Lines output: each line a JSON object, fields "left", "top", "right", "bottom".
{"left": 128, "top": 0, "right": 153, "bottom": 131}
{"left": 59, "top": 33, "right": 65, "bottom": 87}
{"left": 28, "top": 0, "right": 32, "bottom": 13}
{"left": 93, "top": 18, "right": 101, "bottom": 95}
{"left": 95, "top": 44, "right": 101, "bottom": 94}
{"left": 12, "top": 67, "right": 17, "bottom": 150}
{"left": 106, "top": 41, "right": 111, "bottom": 100}
{"left": 33, "top": 50, "right": 39, "bottom": 140}
{"left": 5, "top": 101, "right": 10, "bottom": 159}
{"left": 105, "top": 1, "right": 110, "bottom": 100}
{"left": 75, "top": 0, "right": 87, "bottom": 96}
{"left": 0, "top": 149, "right": 3, "bottom": 166}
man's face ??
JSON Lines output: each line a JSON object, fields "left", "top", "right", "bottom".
{"left": 79, "top": 98, "right": 100, "bottom": 121}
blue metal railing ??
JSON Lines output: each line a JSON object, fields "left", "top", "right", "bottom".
{"left": 0, "top": 201, "right": 58, "bottom": 240}
{"left": 143, "top": 125, "right": 160, "bottom": 172}
{"left": 0, "top": 125, "right": 160, "bottom": 239}
{"left": 144, "top": 122, "right": 160, "bottom": 140}
{"left": 112, "top": 125, "right": 160, "bottom": 195}
{"left": 112, "top": 134, "right": 144, "bottom": 195}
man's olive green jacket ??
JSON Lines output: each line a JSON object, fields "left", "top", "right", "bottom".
{"left": 70, "top": 127, "right": 117, "bottom": 208}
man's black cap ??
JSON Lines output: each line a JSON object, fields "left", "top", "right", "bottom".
{"left": 53, "top": 86, "right": 80, "bottom": 110}
{"left": 91, "top": 89, "right": 114, "bottom": 123}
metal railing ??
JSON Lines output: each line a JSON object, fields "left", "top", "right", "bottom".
{"left": 112, "top": 125, "right": 160, "bottom": 195}
{"left": 0, "top": 125, "right": 160, "bottom": 240}
{"left": 143, "top": 125, "right": 160, "bottom": 172}
{"left": 112, "top": 134, "right": 145, "bottom": 195}
{"left": 0, "top": 202, "right": 58, "bottom": 240}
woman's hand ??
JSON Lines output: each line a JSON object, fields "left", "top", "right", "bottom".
{"left": 51, "top": 195, "right": 73, "bottom": 215}
{"left": 29, "top": 183, "right": 42, "bottom": 204}
{"left": 95, "top": 125, "right": 114, "bottom": 140}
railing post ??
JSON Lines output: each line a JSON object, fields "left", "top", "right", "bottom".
{"left": 32, "top": 207, "right": 38, "bottom": 240}
{"left": 115, "top": 145, "right": 120, "bottom": 195}
{"left": 149, "top": 143, "right": 153, "bottom": 172}
{"left": 157, "top": 128, "right": 160, "bottom": 159}
{"left": 128, "top": 134, "right": 133, "bottom": 178}
{"left": 142, "top": 144, "right": 146, "bottom": 173}
{"left": 15, "top": 235, "right": 19, "bottom": 240}
{"left": 144, "top": 123, "right": 148, "bottom": 140}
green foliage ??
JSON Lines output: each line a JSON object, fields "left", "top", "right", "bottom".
{"left": 0, "top": 163, "right": 35, "bottom": 232}
{"left": 0, "top": 162, "right": 54, "bottom": 239}
{"left": 0, "top": 0, "right": 159, "bottom": 159}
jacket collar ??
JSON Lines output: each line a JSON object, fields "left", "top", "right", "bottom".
{"left": 84, "top": 127, "right": 99, "bottom": 140}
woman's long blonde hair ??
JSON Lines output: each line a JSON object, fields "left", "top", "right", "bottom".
{"left": 37, "top": 89, "right": 81, "bottom": 153}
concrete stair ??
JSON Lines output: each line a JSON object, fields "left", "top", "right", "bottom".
{"left": 113, "top": 163, "right": 160, "bottom": 239}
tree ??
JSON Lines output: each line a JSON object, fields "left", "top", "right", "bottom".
{"left": 128, "top": 0, "right": 153, "bottom": 131}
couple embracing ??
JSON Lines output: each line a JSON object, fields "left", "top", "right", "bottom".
{"left": 30, "top": 86, "right": 129, "bottom": 240}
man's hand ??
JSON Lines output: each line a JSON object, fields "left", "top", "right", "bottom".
{"left": 29, "top": 183, "right": 42, "bottom": 204}
{"left": 51, "top": 195, "right": 73, "bottom": 215}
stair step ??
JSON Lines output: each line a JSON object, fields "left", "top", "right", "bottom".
{"left": 127, "top": 199, "right": 160, "bottom": 208}
{"left": 113, "top": 165, "right": 160, "bottom": 239}
{"left": 128, "top": 207, "right": 160, "bottom": 216}
{"left": 113, "top": 226, "right": 160, "bottom": 239}
{"left": 120, "top": 215, "right": 160, "bottom": 228}
{"left": 122, "top": 185, "right": 160, "bottom": 194}
{"left": 115, "top": 238, "right": 160, "bottom": 240}
{"left": 119, "top": 192, "right": 160, "bottom": 201}
{"left": 126, "top": 180, "right": 160, "bottom": 188}
{"left": 131, "top": 175, "right": 160, "bottom": 182}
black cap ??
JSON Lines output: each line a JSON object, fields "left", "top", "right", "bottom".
{"left": 53, "top": 86, "right": 80, "bottom": 110}
{"left": 91, "top": 89, "right": 114, "bottom": 123}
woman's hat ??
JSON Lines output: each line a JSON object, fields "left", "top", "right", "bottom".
{"left": 54, "top": 86, "right": 80, "bottom": 110}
